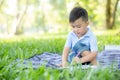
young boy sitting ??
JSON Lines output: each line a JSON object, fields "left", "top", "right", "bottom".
{"left": 61, "top": 6, "right": 98, "bottom": 67}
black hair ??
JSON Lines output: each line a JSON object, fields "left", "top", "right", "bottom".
{"left": 69, "top": 6, "right": 88, "bottom": 22}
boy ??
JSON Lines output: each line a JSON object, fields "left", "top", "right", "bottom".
{"left": 62, "top": 6, "right": 98, "bottom": 67}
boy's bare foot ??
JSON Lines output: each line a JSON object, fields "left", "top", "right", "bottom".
{"left": 91, "top": 59, "right": 97, "bottom": 66}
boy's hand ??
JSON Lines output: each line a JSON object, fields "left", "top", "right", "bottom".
{"left": 71, "top": 57, "right": 81, "bottom": 65}
{"left": 57, "top": 62, "right": 69, "bottom": 67}
{"left": 62, "top": 61, "right": 69, "bottom": 67}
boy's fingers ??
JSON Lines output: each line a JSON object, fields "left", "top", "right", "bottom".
{"left": 71, "top": 57, "right": 81, "bottom": 66}
{"left": 71, "top": 57, "right": 77, "bottom": 65}
{"left": 56, "top": 63, "right": 62, "bottom": 67}
{"left": 62, "top": 62, "right": 69, "bottom": 67}
{"left": 74, "top": 57, "right": 80, "bottom": 63}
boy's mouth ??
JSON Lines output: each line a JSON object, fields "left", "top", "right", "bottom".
{"left": 74, "top": 31, "right": 81, "bottom": 36}
{"left": 76, "top": 32, "right": 81, "bottom": 37}
{"left": 76, "top": 32, "right": 81, "bottom": 35}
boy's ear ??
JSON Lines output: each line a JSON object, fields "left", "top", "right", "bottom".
{"left": 87, "top": 21, "right": 89, "bottom": 25}
{"left": 86, "top": 21, "right": 89, "bottom": 26}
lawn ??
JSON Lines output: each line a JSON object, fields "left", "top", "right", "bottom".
{"left": 0, "top": 31, "right": 120, "bottom": 80}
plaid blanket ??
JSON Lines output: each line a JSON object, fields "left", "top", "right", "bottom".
{"left": 97, "top": 50, "right": 120, "bottom": 69}
{"left": 15, "top": 50, "right": 120, "bottom": 69}
{"left": 16, "top": 52, "right": 62, "bottom": 69}
{"left": 16, "top": 52, "right": 97, "bottom": 69}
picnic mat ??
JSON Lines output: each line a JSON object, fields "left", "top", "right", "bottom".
{"left": 16, "top": 52, "right": 62, "bottom": 69}
{"left": 15, "top": 50, "right": 120, "bottom": 69}
{"left": 97, "top": 50, "right": 120, "bottom": 69}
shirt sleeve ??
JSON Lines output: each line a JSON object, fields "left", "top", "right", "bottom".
{"left": 90, "top": 36, "right": 98, "bottom": 52}
{"left": 64, "top": 33, "right": 72, "bottom": 49}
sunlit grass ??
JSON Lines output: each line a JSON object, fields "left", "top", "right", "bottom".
{"left": 0, "top": 31, "right": 120, "bottom": 80}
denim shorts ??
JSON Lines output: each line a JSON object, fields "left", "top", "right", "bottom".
{"left": 67, "top": 52, "right": 77, "bottom": 63}
{"left": 67, "top": 52, "right": 90, "bottom": 65}
{"left": 68, "top": 41, "right": 91, "bottom": 65}
{"left": 73, "top": 41, "right": 90, "bottom": 54}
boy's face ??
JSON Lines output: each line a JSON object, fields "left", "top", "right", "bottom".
{"left": 70, "top": 18, "right": 89, "bottom": 38}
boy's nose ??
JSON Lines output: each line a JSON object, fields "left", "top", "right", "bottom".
{"left": 74, "top": 27, "right": 78, "bottom": 32}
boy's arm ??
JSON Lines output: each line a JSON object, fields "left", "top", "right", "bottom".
{"left": 62, "top": 47, "right": 70, "bottom": 67}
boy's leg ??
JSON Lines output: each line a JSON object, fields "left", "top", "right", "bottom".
{"left": 91, "top": 58, "right": 97, "bottom": 65}
{"left": 80, "top": 51, "right": 91, "bottom": 65}
{"left": 81, "top": 51, "right": 90, "bottom": 57}
{"left": 78, "top": 51, "right": 97, "bottom": 65}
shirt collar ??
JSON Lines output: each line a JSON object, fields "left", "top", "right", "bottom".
{"left": 83, "top": 27, "right": 92, "bottom": 37}
{"left": 71, "top": 27, "right": 92, "bottom": 38}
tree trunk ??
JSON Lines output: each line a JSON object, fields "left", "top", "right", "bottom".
{"left": 106, "top": 0, "right": 111, "bottom": 29}
{"left": 111, "top": 0, "right": 119, "bottom": 28}
{"left": 12, "top": 0, "right": 28, "bottom": 35}
{"left": 106, "top": 0, "right": 119, "bottom": 29}
{"left": 0, "top": 0, "right": 4, "bottom": 9}
{"left": 15, "top": 0, "right": 28, "bottom": 35}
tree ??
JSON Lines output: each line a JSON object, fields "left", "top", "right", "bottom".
{"left": 12, "top": 0, "right": 28, "bottom": 35}
{"left": 0, "top": 0, "right": 4, "bottom": 9}
{"left": 106, "top": 0, "right": 119, "bottom": 29}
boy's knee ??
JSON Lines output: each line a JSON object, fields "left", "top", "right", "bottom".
{"left": 81, "top": 51, "right": 90, "bottom": 57}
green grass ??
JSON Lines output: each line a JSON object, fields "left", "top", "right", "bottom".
{"left": 0, "top": 32, "right": 120, "bottom": 80}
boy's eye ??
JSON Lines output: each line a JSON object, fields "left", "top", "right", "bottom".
{"left": 72, "top": 26, "right": 75, "bottom": 28}
{"left": 76, "top": 25, "right": 81, "bottom": 28}
{"left": 77, "top": 26, "right": 81, "bottom": 28}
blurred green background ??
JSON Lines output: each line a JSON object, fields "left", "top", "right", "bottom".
{"left": 0, "top": 0, "right": 120, "bottom": 36}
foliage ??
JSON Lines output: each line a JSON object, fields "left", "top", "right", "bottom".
{"left": 0, "top": 0, "right": 120, "bottom": 35}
